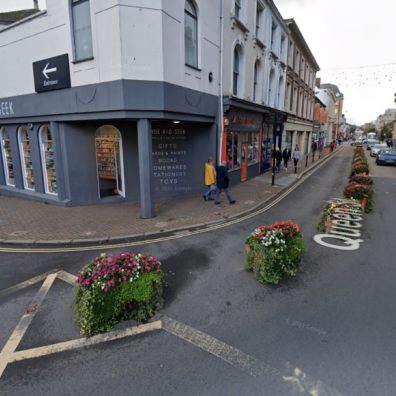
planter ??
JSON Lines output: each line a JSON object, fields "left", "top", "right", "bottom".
{"left": 75, "top": 252, "right": 164, "bottom": 337}
{"left": 245, "top": 221, "right": 305, "bottom": 285}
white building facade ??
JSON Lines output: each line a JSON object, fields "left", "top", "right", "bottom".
{"left": 221, "top": 0, "right": 289, "bottom": 181}
{"left": 0, "top": 0, "right": 221, "bottom": 217}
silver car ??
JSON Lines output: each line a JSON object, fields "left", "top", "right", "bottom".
{"left": 370, "top": 143, "right": 388, "bottom": 157}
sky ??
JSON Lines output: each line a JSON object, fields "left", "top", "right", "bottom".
{"left": 1, "top": 0, "right": 396, "bottom": 125}
{"left": 275, "top": 0, "right": 396, "bottom": 125}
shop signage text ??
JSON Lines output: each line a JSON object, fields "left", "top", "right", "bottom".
{"left": 313, "top": 199, "right": 364, "bottom": 251}
{"left": 152, "top": 128, "right": 191, "bottom": 193}
{"left": 33, "top": 54, "right": 71, "bottom": 93}
{"left": 0, "top": 101, "right": 14, "bottom": 117}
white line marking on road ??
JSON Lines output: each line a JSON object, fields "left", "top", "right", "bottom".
{"left": 162, "top": 316, "right": 344, "bottom": 395}
{"left": 57, "top": 270, "right": 77, "bottom": 285}
{"left": 0, "top": 149, "right": 342, "bottom": 254}
{"left": 0, "top": 273, "right": 57, "bottom": 377}
{"left": 0, "top": 269, "right": 59, "bottom": 299}
{"left": 10, "top": 321, "right": 162, "bottom": 364}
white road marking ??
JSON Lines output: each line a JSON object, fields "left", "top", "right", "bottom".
{"left": 0, "top": 269, "right": 59, "bottom": 299}
{"left": 0, "top": 150, "right": 341, "bottom": 254}
{"left": 10, "top": 321, "right": 162, "bottom": 363}
{"left": 57, "top": 270, "right": 77, "bottom": 285}
{"left": 0, "top": 273, "right": 57, "bottom": 377}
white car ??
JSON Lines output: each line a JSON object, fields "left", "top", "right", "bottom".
{"left": 370, "top": 143, "right": 388, "bottom": 157}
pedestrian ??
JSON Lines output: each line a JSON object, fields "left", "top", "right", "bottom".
{"left": 203, "top": 157, "right": 217, "bottom": 201}
{"left": 330, "top": 141, "right": 335, "bottom": 152}
{"left": 214, "top": 161, "right": 235, "bottom": 205}
{"left": 275, "top": 147, "right": 282, "bottom": 172}
{"left": 282, "top": 147, "right": 291, "bottom": 170}
{"left": 292, "top": 144, "right": 301, "bottom": 173}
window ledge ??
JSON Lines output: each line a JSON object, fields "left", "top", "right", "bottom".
{"left": 71, "top": 57, "right": 94, "bottom": 64}
{"left": 253, "top": 36, "right": 265, "bottom": 50}
{"left": 185, "top": 63, "right": 202, "bottom": 72}
{"left": 231, "top": 16, "right": 249, "bottom": 39}
{"left": 270, "top": 51, "right": 279, "bottom": 60}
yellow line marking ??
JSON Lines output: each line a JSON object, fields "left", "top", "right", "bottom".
{"left": 0, "top": 269, "right": 59, "bottom": 299}
{"left": 10, "top": 321, "right": 162, "bottom": 363}
{"left": 0, "top": 273, "right": 57, "bottom": 377}
{"left": 0, "top": 150, "right": 339, "bottom": 254}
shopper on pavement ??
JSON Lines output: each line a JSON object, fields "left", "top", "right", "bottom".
{"left": 292, "top": 144, "right": 302, "bottom": 174}
{"left": 203, "top": 157, "right": 217, "bottom": 201}
{"left": 214, "top": 161, "right": 235, "bottom": 205}
{"left": 282, "top": 147, "right": 291, "bottom": 171}
{"left": 275, "top": 147, "right": 282, "bottom": 172}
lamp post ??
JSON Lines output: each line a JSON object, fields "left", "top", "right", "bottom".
{"left": 271, "top": 112, "right": 278, "bottom": 186}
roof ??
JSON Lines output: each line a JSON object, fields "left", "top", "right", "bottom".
{"left": 320, "top": 83, "right": 344, "bottom": 98}
{"left": 0, "top": 9, "right": 39, "bottom": 25}
{"left": 315, "top": 96, "right": 327, "bottom": 108}
{"left": 284, "top": 18, "right": 320, "bottom": 71}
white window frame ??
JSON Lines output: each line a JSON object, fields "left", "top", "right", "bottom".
{"left": 18, "top": 126, "right": 34, "bottom": 191}
{"left": 39, "top": 125, "right": 58, "bottom": 196}
{"left": 0, "top": 127, "right": 15, "bottom": 187}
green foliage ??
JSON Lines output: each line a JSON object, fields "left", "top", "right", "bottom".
{"left": 75, "top": 272, "right": 163, "bottom": 337}
{"left": 245, "top": 221, "right": 305, "bottom": 285}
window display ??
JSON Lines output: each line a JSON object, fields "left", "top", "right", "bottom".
{"left": 18, "top": 126, "right": 35, "bottom": 190}
{"left": 226, "top": 131, "right": 241, "bottom": 170}
{"left": 95, "top": 126, "right": 124, "bottom": 198}
{"left": 0, "top": 127, "right": 15, "bottom": 186}
{"left": 40, "top": 125, "right": 57, "bottom": 195}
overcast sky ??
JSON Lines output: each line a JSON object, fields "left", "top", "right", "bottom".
{"left": 275, "top": 0, "right": 396, "bottom": 125}
{"left": 2, "top": 0, "right": 396, "bottom": 125}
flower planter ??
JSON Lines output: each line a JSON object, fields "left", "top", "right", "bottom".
{"left": 75, "top": 252, "right": 164, "bottom": 337}
{"left": 245, "top": 221, "right": 305, "bottom": 285}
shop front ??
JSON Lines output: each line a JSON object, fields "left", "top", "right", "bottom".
{"left": 223, "top": 108, "right": 262, "bottom": 183}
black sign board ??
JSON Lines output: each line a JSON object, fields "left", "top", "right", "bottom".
{"left": 33, "top": 54, "right": 71, "bottom": 93}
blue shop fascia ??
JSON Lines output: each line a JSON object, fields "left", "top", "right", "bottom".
{"left": 0, "top": 65, "right": 218, "bottom": 212}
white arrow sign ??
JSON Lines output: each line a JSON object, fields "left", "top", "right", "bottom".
{"left": 42, "top": 63, "right": 57, "bottom": 79}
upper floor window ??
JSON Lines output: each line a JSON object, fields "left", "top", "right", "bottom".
{"left": 270, "top": 21, "right": 277, "bottom": 52}
{"left": 0, "top": 127, "right": 15, "bottom": 187}
{"left": 233, "top": 46, "right": 242, "bottom": 96}
{"left": 71, "top": 0, "right": 94, "bottom": 61}
{"left": 235, "top": 0, "right": 241, "bottom": 19}
{"left": 256, "top": 3, "right": 264, "bottom": 38}
{"left": 253, "top": 60, "right": 260, "bottom": 101}
{"left": 185, "top": 0, "right": 198, "bottom": 68}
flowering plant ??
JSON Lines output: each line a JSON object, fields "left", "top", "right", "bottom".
{"left": 349, "top": 173, "right": 373, "bottom": 185}
{"left": 245, "top": 221, "right": 305, "bottom": 285}
{"left": 75, "top": 252, "right": 164, "bottom": 337}
{"left": 343, "top": 182, "right": 370, "bottom": 200}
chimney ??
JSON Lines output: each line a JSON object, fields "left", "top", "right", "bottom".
{"left": 33, "top": 0, "right": 39, "bottom": 10}
{"left": 315, "top": 77, "right": 321, "bottom": 88}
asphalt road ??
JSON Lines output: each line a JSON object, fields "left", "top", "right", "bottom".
{"left": 0, "top": 145, "right": 395, "bottom": 396}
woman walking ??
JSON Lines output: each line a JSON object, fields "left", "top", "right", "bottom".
{"left": 292, "top": 144, "right": 301, "bottom": 174}
{"left": 203, "top": 157, "right": 217, "bottom": 201}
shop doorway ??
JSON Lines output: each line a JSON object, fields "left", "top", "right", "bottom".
{"left": 95, "top": 126, "right": 125, "bottom": 198}
{"left": 241, "top": 142, "right": 248, "bottom": 182}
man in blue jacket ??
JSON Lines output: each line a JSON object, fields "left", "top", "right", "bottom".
{"left": 214, "top": 161, "right": 236, "bottom": 205}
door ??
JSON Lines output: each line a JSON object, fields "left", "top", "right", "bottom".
{"left": 241, "top": 142, "right": 248, "bottom": 182}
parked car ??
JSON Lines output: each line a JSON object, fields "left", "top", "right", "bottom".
{"left": 376, "top": 149, "right": 396, "bottom": 165}
{"left": 367, "top": 139, "right": 378, "bottom": 150}
{"left": 370, "top": 143, "right": 388, "bottom": 157}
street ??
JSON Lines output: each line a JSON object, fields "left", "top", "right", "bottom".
{"left": 0, "top": 146, "right": 395, "bottom": 396}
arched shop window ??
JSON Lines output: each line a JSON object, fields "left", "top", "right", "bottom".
{"left": 95, "top": 125, "right": 125, "bottom": 198}
{"left": 18, "top": 126, "right": 35, "bottom": 190}
{"left": 0, "top": 127, "right": 15, "bottom": 187}
{"left": 39, "top": 125, "right": 57, "bottom": 195}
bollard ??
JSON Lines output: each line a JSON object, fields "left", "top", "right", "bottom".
{"left": 305, "top": 154, "right": 308, "bottom": 167}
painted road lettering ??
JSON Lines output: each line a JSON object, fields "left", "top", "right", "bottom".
{"left": 314, "top": 199, "right": 364, "bottom": 251}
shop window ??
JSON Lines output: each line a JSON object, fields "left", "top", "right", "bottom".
{"left": 71, "top": 0, "right": 93, "bottom": 61}
{"left": 39, "top": 125, "right": 57, "bottom": 195}
{"left": 18, "top": 127, "right": 35, "bottom": 191}
{"left": 95, "top": 126, "right": 125, "bottom": 198}
{"left": 248, "top": 133, "right": 259, "bottom": 164}
{"left": 0, "top": 127, "right": 15, "bottom": 187}
{"left": 226, "top": 131, "right": 241, "bottom": 170}
{"left": 184, "top": 0, "right": 198, "bottom": 68}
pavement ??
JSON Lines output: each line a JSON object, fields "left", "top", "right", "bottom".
{"left": 0, "top": 148, "right": 335, "bottom": 247}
